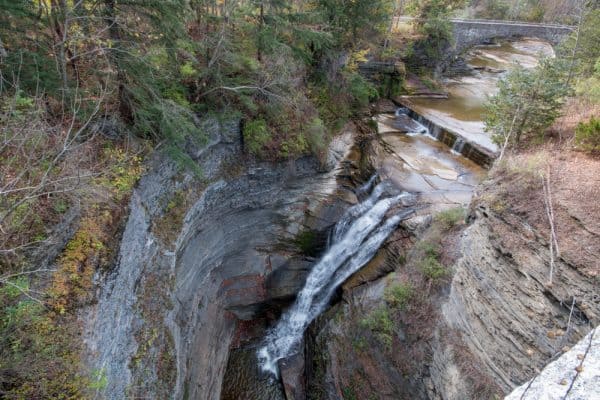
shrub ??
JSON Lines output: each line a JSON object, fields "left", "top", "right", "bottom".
{"left": 306, "top": 117, "right": 327, "bottom": 158}
{"left": 347, "top": 72, "right": 379, "bottom": 110}
{"left": 243, "top": 119, "right": 271, "bottom": 157}
{"left": 419, "top": 255, "right": 447, "bottom": 281}
{"left": 385, "top": 282, "right": 414, "bottom": 310}
{"left": 434, "top": 207, "right": 465, "bottom": 230}
{"left": 575, "top": 117, "right": 600, "bottom": 154}
{"left": 417, "top": 240, "right": 441, "bottom": 258}
{"left": 360, "top": 305, "right": 394, "bottom": 350}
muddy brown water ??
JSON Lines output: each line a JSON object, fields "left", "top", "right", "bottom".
{"left": 407, "top": 38, "right": 555, "bottom": 153}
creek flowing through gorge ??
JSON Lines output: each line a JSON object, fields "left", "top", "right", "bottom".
{"left": 82, "top": 36, "right": 564, "bottom": 400}
{"left": 251, "top": 37, "right": 556, "bottom": 384}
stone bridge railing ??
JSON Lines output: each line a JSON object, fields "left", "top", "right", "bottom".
{"left": 449, "top": 18, "right": 575, "bottom": 53}
{"left": 395, "top": 16, "right": 575, "bottom": 54}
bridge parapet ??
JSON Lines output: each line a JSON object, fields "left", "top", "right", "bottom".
{"left": 451, "top": 19, "right": 574, "bottom": 53}
{"left": 395, "top": 16, "right": 574, "bottom": 54}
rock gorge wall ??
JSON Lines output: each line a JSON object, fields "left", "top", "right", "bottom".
{"left": 83, "top": 110, "right": 598, "bottom": 400}
{"left": 84, "top": 117, "right": 358, "bottom": 400}
{"left": 305, "top": 143, "right": 599, "bottom": 400}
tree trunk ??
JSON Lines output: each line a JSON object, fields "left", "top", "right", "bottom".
{"left": 0, "top": 37, "right": 7, "bottom": 59}
{"left": 515, "top": 109, "right": 530, "bottom": 144}
{"left": 104, "top": 0, "right": 133, "bottom": 123}
{"left": 257, "top": 1, "right": 264, "bottom": 62}
{"left": 50, "top": 0, "right": 69, "bottom": 93}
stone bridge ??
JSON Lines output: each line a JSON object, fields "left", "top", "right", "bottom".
{"left": 449, "top": 18, "right": 575, "bottom": 53}
{"left": 396, "top": 16, "right": 575, "bottom": 54}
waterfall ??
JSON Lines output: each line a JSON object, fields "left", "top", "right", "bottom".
{"left": 355, "top": 174, "right": 378, "bottom": 198}
{"left": 451, "top": 137, "right": 465, "bottom": 155}
{"left": 257, "top": 185, "right": 413, "bottom": 376}
{"left": 394, "top": 108, "right": 431, "bottom": 136}
{"left": 332, "top": 181, "right": 387, "bottom": 243}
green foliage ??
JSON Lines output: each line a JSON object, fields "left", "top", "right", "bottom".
{"left": 415, "top": 236, "right": 447, "bottom": 281}
{"left": 385, "top": 282, "right": 414, "bottom": 310}
{"left": 313, "top": 0, "right": 394, "bottom": 46}
{"left": 342, "top": 386, "right": 359, "bottom": 400}
{"left": 476, "top": 0, "right": 509, "bottom": 19}
{"left": 575, "top": 61, "right": 600, "bottom": 104}
{"left": 418, "top": 255, "right": 447, "bottom": 280}
{"left": 417, "top": 239, "right": 441, "bottom": 258}
{"left": 434, "top": 207, "right": 465, "bottom": 230}
{"left": 306, "top": 117, "right": 328, "bottom": 157}
{"left": 352, "top": 336, "right": 368, "bottom": 352}
{"left": 405, "top": 0, "right": 462, "bottom": 70}
{"left": 575, "top": 117, "right": 600, "bottom": 154}
{"left": 348, "top": 73, "right": 380, "bottom": 109}
{"left": 243, "top": 119, "right": 271, "bottom": 157}
{"left": 484, "top": 58, "right": 570, "bottom": 146}
{"left": 360, "top": 306, "right": 394, "bottom": 350}
{"left": 0, "top": 283, "right": 89, "bottom": 398}
{"left": 561, "top": 9, "right": 600, "bottom": 78}
{"left": 523, "top": 3, "right": 545, "bottom": 22}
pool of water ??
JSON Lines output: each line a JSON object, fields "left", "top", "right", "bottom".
{"left": 406, "top": 38, "right": 555, "bottom": 153}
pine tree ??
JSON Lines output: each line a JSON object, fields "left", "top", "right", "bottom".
{"left": 484, "top": 58, "right": 571, "bottom": 147}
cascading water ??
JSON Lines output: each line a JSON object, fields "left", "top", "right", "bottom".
{"left": 355, "top": 174, "right": 378, "bottom": 198}
{"left": 257, "top": 181, "right": 414, "bottom": 376}
{"left": 395, "top": 108, "right": 430, "bottom": 136}
{"left": 332, "top": 181, "right": 389, "bottom": 243}
{"left": 451, "top": 138, "right": 465, "bottom": 155}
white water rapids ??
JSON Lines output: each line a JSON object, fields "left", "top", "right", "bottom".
{"left": 257, "top": 181, "right": 415, "bottom": 376}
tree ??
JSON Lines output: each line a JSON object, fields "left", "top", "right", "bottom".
{"left": 484, "top": 58, "right": 571, "bottom": 149}
{"left": 404, "top": 0, "right": 465, "bottom": 70}
{"left": 313, "top": 0, "right": 395, "bottom": 46}
{"left": 562, "top": 6, "right": 600, "bottom": 80}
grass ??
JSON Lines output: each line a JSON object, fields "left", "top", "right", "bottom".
{"left": 360, "top": 305, "right": 394, "bottom": 351}
{"left": 434, "top": 207, "right": 465, "bottom": 230}
{"left": 418, "top": 255, "right": 447, "bottom": 281}
{"left": 385, "top": 282, "right": 414, "bottom": 310}
{"left": 415, "top": 237, "right": 448, "bottom": 282}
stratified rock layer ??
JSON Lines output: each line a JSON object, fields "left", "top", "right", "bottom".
{"left": 84, "top": 118, "right": 356, "bottom": 400}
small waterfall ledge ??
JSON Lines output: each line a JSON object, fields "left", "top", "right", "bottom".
{"left": 393, "top": 97, "right": 496, "bottom": 168}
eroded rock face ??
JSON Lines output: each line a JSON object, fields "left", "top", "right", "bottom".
{"left": 306, "top": 154, "right": 599, "bottom": 400}
{"left": 440, "top": 207, "right": 596, "bottom": 394}
{"left": 84, "top": 118, "right": 357, "bottom": 400}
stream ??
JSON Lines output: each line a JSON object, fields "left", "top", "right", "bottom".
{"left": 405, "top": 38, "right": 555, "bottom": 153}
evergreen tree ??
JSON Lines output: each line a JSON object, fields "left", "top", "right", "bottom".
{"left": 484, "top": 58, "right": 571, "bottom": 148}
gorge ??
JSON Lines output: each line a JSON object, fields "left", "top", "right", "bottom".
{"left": 81, "top": 37, "right": 599, "bottom": 399}
{"left": 1, "top": 2, "right": 599, "bottom": 399}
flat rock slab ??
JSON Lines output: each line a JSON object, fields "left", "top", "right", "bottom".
{"left": 505, "top": 326, "right": 599, "bottom": 400}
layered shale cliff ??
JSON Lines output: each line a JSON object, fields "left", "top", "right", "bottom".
{"left": 305, "top": 147, "right": 599, "bottom": 400}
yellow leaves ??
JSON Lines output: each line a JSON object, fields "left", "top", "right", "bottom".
{"left": 49, "top": 211, "right": 113, "bottom": 313}
{"left": 346, "top": 49, "right": 370, "bottom": 72}
{"left": 97, "top": 145, "right": 145, "bottom": 200}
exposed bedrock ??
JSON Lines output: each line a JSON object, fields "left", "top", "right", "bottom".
{"left": 84, "top": 117, "right": 359, "bottom": 400}
{"left": 306, "top": 148, "right": 598, "bottom": 399}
